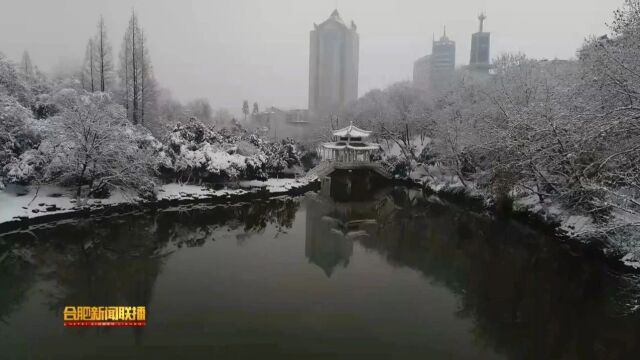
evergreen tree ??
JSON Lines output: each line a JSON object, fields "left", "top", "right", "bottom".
{"left": 242, "top": 100, "right": 250, "bottom": 121}
{"left": 82, "top": 39, "right": 96, "bottom": 92}
{"left": 20, "top": 51, "right": 34, "bottom": 77}
{"left": 119, "top": 10, "right": 156, "bottom": 125}
{"left": 252, "top": 102, "right": 259, "bottom": 115}
{"left": 94, "top": 16, "right": 114, "bottom": 92}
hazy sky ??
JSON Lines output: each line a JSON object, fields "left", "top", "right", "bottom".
{"left": 0, "top": 0, "right": 623, "bottom": 113}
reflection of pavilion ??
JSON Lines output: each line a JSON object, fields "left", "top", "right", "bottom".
{"left": 304, "top": 214, "right": 354, "bottom": 277}
{"left": 304, "top": 186, "right": 398, "bottom": 277}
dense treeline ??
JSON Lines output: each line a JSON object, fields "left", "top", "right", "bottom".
{"left": 0, "top": 11, "right": 303, "bottom": 200}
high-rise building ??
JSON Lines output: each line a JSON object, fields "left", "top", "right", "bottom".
{"left": 413, "top": 55, "right": 431, "bottom": 90}
{"left": 431, "top": 28, "right": 456, "bottom": 88}
{"left": 308, "top": 10, "right": 359, "bottom": 118}
{"left": 469, "top": 13, "right": 491, "bottom": 74}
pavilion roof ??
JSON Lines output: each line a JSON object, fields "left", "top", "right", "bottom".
{"left": 332, "top": 123, "right": 372, "bottom": 138}
{"left": 322, "top": 142, "right": 380, "bottom": 151}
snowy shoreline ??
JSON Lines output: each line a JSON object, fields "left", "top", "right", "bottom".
{"left": 0, "top": 177, "right": 319, "bottom": 233}
{"left": 2, "top": 170, "right": 639, "bottom": 271}
{"left": 413, "top": 171, "right": 640, "bottom": 271}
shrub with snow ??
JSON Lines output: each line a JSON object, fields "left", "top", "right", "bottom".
{"left": 157, "top": 119, "right": 300, "bottom": 183}
{"left": 382, "top": 155, "right": 411, "bottom": 179}
{"left": 0, "top": 93, "right": 40, "bottom": 181}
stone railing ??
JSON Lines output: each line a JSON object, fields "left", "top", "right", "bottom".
{"left": 308, "top": 160, "right": 391, "bottom": 179}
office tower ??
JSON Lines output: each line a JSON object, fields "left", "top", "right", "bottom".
{"left": 309, "top": 10, "right": 359, "bottom": 118}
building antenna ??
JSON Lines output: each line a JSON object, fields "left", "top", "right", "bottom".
{"left": 479, "top": 12, "right": 487, "bottom": 33}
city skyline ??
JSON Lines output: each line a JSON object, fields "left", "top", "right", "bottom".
{"left": 0, "top": 0, "right": 621, "bottom": 113}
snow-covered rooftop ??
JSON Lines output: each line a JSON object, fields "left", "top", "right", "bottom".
{"left": 321, "top": 142, "right": 380, "bottom": 151}
{"left": 332, "top": 123, "right": 372, "bottom": 138}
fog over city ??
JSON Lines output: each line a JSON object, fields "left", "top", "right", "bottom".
{"left": 0, "top": 0, "right": 621, "bottom": 112}
{"left": 5, "top": 0, "right": 640, "bottom": 357}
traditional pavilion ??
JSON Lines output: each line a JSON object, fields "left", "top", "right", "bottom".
{"left": 319, "top": 123, "right": 381, "bottom": 163}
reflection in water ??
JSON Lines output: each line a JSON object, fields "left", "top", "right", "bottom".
{"left": 0, "top": 240, "right": 34, "bottom": 324}
{"left": 304, "top": 184, "right": 397, "bottom": 277}
{"left": 305, "top": 195, "right": 354, "bottom": 277}
{"left": 1, "top": 186, "right": 639, "bottom": 359}
{"left": 309, "top": 185, "right": 640, "bottom": 359}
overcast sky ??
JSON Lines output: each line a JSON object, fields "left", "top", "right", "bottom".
{"left": 0, "top": 0, "right": 623, "bottom": 113}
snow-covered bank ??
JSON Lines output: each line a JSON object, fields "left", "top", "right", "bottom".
{"left": 411, "top": 168, "right": 640, "bottom": 271}
{"left": 0, "top": 177, "right": 318, "bottom": 232}
{"left": 512, "top": 195, "right": 640, "bottom": 270}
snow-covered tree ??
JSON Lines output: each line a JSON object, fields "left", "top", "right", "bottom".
{"left": 341, "top": 82, "right": 434, "bottom": 161}
{"left": 0, "top": 53, "right": 33, "bottom": 107}
{"left": 185, "top": 98, "right": 213, "bottom": 124}
{"left": 43, "top": 89, "right": 155, "bottom": 198}
{"left": 342, "top": 88, "right": 391, "bottom": 137}
{"left": 381, "top": 82, "right": 434, "bottom": 159}
{"left": 573, "top": 0, "right": 640, "bottom": 226}
{"left": 0, "top": 92, "right": 40, "bottom": 184}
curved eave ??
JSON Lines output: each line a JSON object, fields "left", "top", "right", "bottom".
{"left": 321, "top": 142, "right": 381, "bottom": 151}
{"left": 332, "top": 124, "right": 372, "bottom": 138}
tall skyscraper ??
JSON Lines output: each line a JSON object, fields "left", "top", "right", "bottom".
{"left": 308, "top": 10, "right": 359, "bottom": 118}
{"left": 431, "top": 28, "right": 456, "bottom": 88}
{"left": 470, "top": 13, "right": 491, "bottom": 73}
{"left": 413, "top": 55, "right": 432, "bottom": 90}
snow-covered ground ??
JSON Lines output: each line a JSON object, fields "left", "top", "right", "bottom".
{"left": 238, "top": 178, "right": 313, "bottom": 193}
{"left": 0, "top": 177, "right": 316, "bottom": 227}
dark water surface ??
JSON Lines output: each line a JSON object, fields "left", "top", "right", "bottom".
{"left": 1, "top": 187, "right": 639, "bottom": 359}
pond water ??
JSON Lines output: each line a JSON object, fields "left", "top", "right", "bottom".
{"left": 1, "top": 187, "right": 639, "bottom": 359}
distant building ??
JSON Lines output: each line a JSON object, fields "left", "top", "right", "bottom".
{"left": 431, "top": 28, "right": 456, "bottom": 89}
{"left": 469, "top": 13, "right": 491, "bottom": 74}
{"left": 250, "top": 107, "right": 310, "bottom": 140}
{"left": 412, "top": 28, "right": 455, "bottom": 91}
{"left": 413, "top": 55, "right": 432, "bottom": 90}
{"left": 308, "top": 10, "right": 359, "bottom": 119}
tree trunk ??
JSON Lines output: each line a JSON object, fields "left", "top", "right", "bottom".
{"left": 132, "top": 15, "right": 138, "bottom": 125}
{"left": 77, "top": 162, "right": 88, "bottom": 197}
{"left": 89, "top": 41, "right": 95, "bottom": 92}
{"left": 125, "top": 41, "right": 130, "bottom": 117}
{"left": 100, "top": 22, "right": 105, "bottom": 92}
{"left": 140, "top": 31, "right": 145, "bottom": 125}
